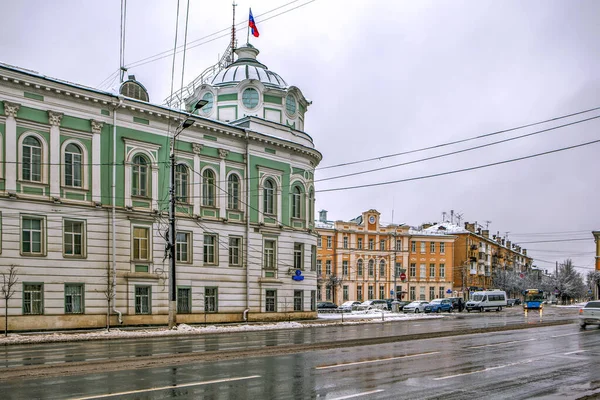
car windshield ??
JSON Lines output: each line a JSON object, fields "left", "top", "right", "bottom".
{"left": 360, "top": 301, "right": 372, "bottom": 305}
{"left": 407, "top": 302, "right": 419, "bottom": 306}
{"left": 340, "top": 301, "right": 354, "bottom": 307}
{"left": 430, "top": 300, "right": 442, "bottom": 304}
{"left": 472, "top": 294, "right": 484, "bottom": 301}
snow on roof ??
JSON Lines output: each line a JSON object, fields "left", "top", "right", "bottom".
{"left": 314, "top": 221, "right": 334, "bottom": 229}
{"left": 423, "top": 222, "right": 469, "bottom": 234}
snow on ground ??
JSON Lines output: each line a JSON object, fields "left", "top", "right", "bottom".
{"left": 0, "top": 311, "right": 442, "bottom": 346}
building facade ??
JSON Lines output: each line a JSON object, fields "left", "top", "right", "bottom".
{"left": 420, "top": 222, "right": 533, "bottom": 298}
{"left": 0, "top": 45, "right": 321, "bottom": 331}
{"left": 315, "top": 210, "right": 456, "bottom": 305}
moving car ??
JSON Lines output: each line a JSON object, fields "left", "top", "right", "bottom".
{"left": 317, "top": 301, "right": 338, "bottom": 310}
{"left": 507, "top": 299, "right": 517, "bottom": 307}
{"left": 403, "top": 301, "right": 429, "bottom": 313}
{"left": 338, "top": 301, "right": 361, "bottom": 312}
{"left": 579, "top": 301, "right": 600, "bottom": 329}
{"left": 357, "top": 299, "right": 388, "bottom": 311}
{"left": 424, "top": 299, "right": 453, "bottom": 313}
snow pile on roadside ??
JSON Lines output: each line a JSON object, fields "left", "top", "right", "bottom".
{"left": 0, "top": 313, "right": 442, "bottom": 345}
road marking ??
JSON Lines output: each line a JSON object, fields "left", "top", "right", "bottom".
{"left": 564, "top": 350, "right": 587, "bottom": 355}
{"left": 315, "top": 351, "right": 440, "bottom": 370}
{"left": 434, "top": 359, "right": 534, "bottom": 380}
{"left": 551, "top": 332, "right": 587, "bottom": 338}
{"left": 70, "top": 375, "right": 261, "bottom": 399}
{"left": 465, "top": 338, "right": 535, "bottom": 349}
{"left": 330, "top": 389, "right": 385, "bottom": 399}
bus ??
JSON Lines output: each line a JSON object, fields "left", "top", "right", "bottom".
{"left": 523, "top": 289, "right": 544, "bottom": 310}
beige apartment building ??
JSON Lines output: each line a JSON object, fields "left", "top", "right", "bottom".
{"left": 315, "top": 210, "right": 456, "bottom": 304}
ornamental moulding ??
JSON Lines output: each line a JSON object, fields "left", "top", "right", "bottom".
{"left": 48, "top": 111, "right": 64, "bottom": 126}
{"left": 3, "top": 101, "right": 20, "bottom": 118}
{"left": 90, "top": 119, "right": 104, "bottom": 134}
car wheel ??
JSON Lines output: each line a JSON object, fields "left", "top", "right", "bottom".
{"left": 480, "top": 307, "right": 484, "bottom": 312}
{"left": 448, "top": 308, "right": 452, "bottom": 313}
{"left": 436, "top": 308, "right": 441, "bottom": 313}
{"left": 580, "top": 323, "right": 587, "bottom": 330}
{"left": 415, "top": 308, "right": 419, "bottom": 313}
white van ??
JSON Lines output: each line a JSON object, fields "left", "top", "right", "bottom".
{"left": 466, "top": 290, "right": 507, "bottom": 312}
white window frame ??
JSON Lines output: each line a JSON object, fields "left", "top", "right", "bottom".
{"left": 203, "top": 233, "right": 218, "bottom": 265}
{"left": 21, "top": 215, "right": 46, "bottom": 256}
{"left": 131, "top": 225, "right": 151, "bottom": 261}
{"left": 63, "top": 218, "right": 86, "bottom": 258}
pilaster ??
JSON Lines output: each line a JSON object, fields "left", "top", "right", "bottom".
{"left": 192, "top": 143, "right": 202, "bottom": 216}
{"left": 91, "top": 120, "right": 103, "bottom": 203}
{"left": 4, "top": 101, "right": 20, "bottom": 193}
{"left": 218, "top": 148, "right": 229, "bottom": 218}
{"left": 48, "top": 111, "right": 64, "bottom": 198}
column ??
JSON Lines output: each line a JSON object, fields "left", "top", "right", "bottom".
{"left": 218, "top": 148, "right": 229, "bottom": 219}
{"left": 4, "top": 101, "right": 20, "bottom": 193}
{"left": 91, "top": 120, "right": 104, "bottom": 204}
{"left": 192, "top": 143, "right": 202, "bottom": 216}
{"left": 48, "top": 111, "right": 63, "bottom": 199}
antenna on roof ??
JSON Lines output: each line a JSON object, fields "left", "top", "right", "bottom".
{"left": 485, "top": 220, "right": 492, "bottom": 229}
{"left": 455, "top": 213, "right": 464, "bottom": 226}
{"left": 450, "top": 210, "right": 454, "bottom": 224}
{"left": 442, "top": 211, "right": 447, "bottom": 222}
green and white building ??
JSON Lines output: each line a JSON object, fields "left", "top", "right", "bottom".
{"left": 0, "top": 44, "right": 321, "bottom": 331}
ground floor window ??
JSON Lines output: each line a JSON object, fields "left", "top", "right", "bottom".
{"left": 379, "top": 285, "right": 385, "bottom": 299}
{"left": 294, "top": 290, "right": 303, "bottom": 311}
{"left": 317, "top": 289, "right": 322, "bottom": 301}
{"left": 420, "top": 286, "right": 426, "bottom": 301}
{"left": 368, "top": 285, "right": 374, "bottom": 299}
{"left": 343, "top": 285, "right": 349, "bottom": 301}
{"left": 429, "top": 286, "right": 435, "bottom": 300}
{"left": 266, "top": 289, "right": 277, "bottom": 312}
{"left": 326, "top": 287, "right": 331, "bottom": 301}
{"left": 439, "top": 287, "right": 445, "bottom": 299}
{"left": 23, "top": 283, "right": 43, "bottom": 315}
{"left": 410, "top": 286, "right": 416, "bottom": 301}
{"left": 65, "top": 284, "right": 84, "bottom": 314}
{"left": 135, "top": 286, "right": 151, "bottom": 314}
{"left": 205, "top": 287, "right": 218, "bottom": 313}
{"left": 178, "top": 287, "right": 191, "bottom": 313}
{"left": 357, "top": 286, "right": 363, "bottom": 301}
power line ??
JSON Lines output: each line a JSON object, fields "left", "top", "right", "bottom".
{"left": 316, "top": 114, "right": 600, "bottom": 182}
{"left": 317, "top": 105, "right": 600, "bottom": 170}
{"left": 316, "top": 138, "right": 600, "bottom": 193}
{"left": 515, "top": 238, "right": 591, "bottom": 244}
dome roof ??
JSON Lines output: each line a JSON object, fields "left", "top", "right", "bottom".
{"left": 210, "top": 45, "right": 287, "bottom": 88}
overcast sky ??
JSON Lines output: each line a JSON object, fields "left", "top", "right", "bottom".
{"left": 2, "top": 0, "right": 598, "bottom": 277}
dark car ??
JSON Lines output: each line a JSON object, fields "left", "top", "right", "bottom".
{"left": 448, "top": 297, "right": 465, "bottom": 312}
{"left": 514, "top": 298, "right": 522, "bottom": 305}
{"left": 394, "top": 301, "right": 411, "bottom": 311}
{"left": 317, "top": 301, "right": 337, "bottom": 310}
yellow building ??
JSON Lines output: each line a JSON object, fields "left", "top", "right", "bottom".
{"left": 315, "top": 210, "right": 456, "bottom": 304}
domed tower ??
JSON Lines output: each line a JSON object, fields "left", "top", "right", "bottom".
{"left": 184, "top": 44, "right": 310, "bottom": 132}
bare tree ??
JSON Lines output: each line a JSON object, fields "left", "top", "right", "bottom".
{"left": 1, "top": 265, "right": 18, "bottom": 337}
{"left": 98, "top": 267, "right": 116, "bottom": 331}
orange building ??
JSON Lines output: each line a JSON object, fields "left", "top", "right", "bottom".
{"left": 315, "top": 210, "right": 456, "bottom": 305}
{"left": 419, "top": 222, "right": 533, "bottom": 298}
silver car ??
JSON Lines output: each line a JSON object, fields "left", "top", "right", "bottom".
{"left": 403, "top": 301, "right": 429, "bottom": 313}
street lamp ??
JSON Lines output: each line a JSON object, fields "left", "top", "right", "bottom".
{"left": 168, "top": 100, "right": 208, "bottom": 329}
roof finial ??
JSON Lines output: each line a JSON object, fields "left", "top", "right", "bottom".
{"left": 231, "top": 1, "right": 237, "bottom": 65}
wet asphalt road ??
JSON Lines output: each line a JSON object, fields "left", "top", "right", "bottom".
{"left": 3, "top": 306, "right": 598, "bottom": 400}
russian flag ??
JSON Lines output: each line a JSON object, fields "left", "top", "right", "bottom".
{"left": 249, "top": 9, "right": 259, "bottom": 37}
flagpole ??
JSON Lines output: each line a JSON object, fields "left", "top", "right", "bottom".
{"left": 246, "top": 7, "right": 250, "bottom": 44}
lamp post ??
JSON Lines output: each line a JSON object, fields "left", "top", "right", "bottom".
{"left": 168, "top": 101, "right": 208, "bottom": 329}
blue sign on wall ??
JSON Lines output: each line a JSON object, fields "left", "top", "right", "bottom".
{"left": 292, "top": 269, "right": 304, "bottom": 281}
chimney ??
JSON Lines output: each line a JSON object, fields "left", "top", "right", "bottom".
{"left": 502, "top": 238, "right": 505, "bottom": 246}
{"left": 464, "top": 222, "right": 475, "bottom": 232}
{"left": 477, "top": 227, "right": 482, "bottom": 235}
{"left": 482, "top": 230, "right": 489, "bottom": 238}
{"left": 506, "top": 240, "right": 511, "bottom": 249}
{"left": 523, "top": 249, "right": 527, "bottom": 256}
{"left": 319, "top": 210, "right": 328, "bottom": 223}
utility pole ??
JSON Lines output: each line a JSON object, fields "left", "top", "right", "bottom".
{"left": 167, "top": 102, "right": 207, "bottom": 329}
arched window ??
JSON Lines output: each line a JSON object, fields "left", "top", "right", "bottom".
{"left": 202, "top": 169, "right": 216, "bottom": 207}
{"left": 263, "top": 178, "right": 275, "bottom": 215}
{"left": 175, "top": 164, "right": 189, "bottom": 203}
{"left": 368, "top": 259, "right": 374, "bottom": 277}
{"left": 132, "top": 154, "right": 149, "bottom": 197}
{"left": 379, "top": 260, "right": 386, "bottom": 277}
{"left": 291, "top": 185, "right": 302, "bottom": 219}
{"left": 227, "top": 174, "right": 240, "bottom": 210}
{"left": 22, "top": 136, "right": 42, "bottom": 182}
{"left": 357, "top": 259, "right": 364, "bottom": 277}
{"left": 64, "top": 143, "right": 82, "bottom": 188}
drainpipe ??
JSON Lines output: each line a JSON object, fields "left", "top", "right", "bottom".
{"left": 244, "top": 129, "right": 250, "bottom": 318}
{"left": 112, "top": 96, "right": 124, "bottom": 324}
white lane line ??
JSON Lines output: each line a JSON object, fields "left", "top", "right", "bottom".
{"left": 552, "top": 332, "right": 586, "bottom": 338}
{"left": 70, "top": 375, "right": 261, "bottom": 399}
{"left": 465, "top": 338, "right": 535, "bottom": 349}
{"left": 330, "top": 389, "right": 385, "bottom": 399}
{"left": 316, "top": 352, "right": 440, "bottom": 370}
{"left": 564, "top": 350, "right": 588, "bottom": 355}
{"left": 434, "top": 359, "right": 534, "bottom": 380}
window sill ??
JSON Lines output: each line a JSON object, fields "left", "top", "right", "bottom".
{"left": 64, "top": 254, "right": 87, "bottom": 259}
{"left": 131, "top": 195, "right": 152, "bottom": 201}
{"left": 21, "top": 252, "right": 47, "bottom": 257}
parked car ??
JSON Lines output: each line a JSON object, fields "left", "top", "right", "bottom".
{"left": 424, "top": 299, "right": 453, "bottom": 313}
{"left": 394, "top": 301, "right": 412, "bottom": 311}
{"left": 356, "top": 299, "right": 388, "bottom": 311}
{"left": 403, "top": 301, "right": 429, "bottom": 313}
{"left": 338, "top": 301, "right": 361, "bottom": 312}
{"left": 317, "top": 301, "right": 338, "bottom": 310}
{"left": 448, "top": 297, "right": 465, "bottom": 312}
{"left": 514, "top": 298, "right": 522, "bottom": 305}
{"left": 507, "top": 299, "right": 517, "bottom": 307}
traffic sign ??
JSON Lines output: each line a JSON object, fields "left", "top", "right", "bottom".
{"left": 400, "top": 273, "right": 407, "bottom": 281}
{"left": 390, "top": 290, "right": 394, "bottom": 295}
